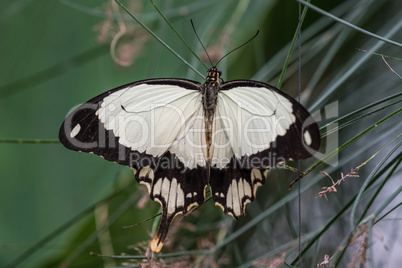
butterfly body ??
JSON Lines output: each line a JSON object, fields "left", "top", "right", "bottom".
{"left": 59, "top": 67, "right": 320, "bottom": 253}
{"left": 201, "top": 67, "right": 221, "bottom": 161}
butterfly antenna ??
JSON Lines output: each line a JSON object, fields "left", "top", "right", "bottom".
{"left": 215, "top": 30, "right": 259, "bottom": 66}
{"left": 191, "top": 19, "right": 214, "bottom": 67}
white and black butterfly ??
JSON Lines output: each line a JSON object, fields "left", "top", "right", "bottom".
{"left": 59, "top": 65, "right": 320, "bottom": 252}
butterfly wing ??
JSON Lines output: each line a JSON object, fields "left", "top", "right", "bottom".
{"left": 210, "top": 80, "right": 320, "bottom": 219}
{"left": 59, "top": 78, "right": 209, "bottom": 252}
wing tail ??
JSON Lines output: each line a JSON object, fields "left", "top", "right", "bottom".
{"left": 136, "top": 152, "right": 207, "bottom": 253}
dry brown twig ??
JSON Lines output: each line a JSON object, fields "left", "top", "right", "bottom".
{"left": 316, "top": 254, "right": 334, "bottom": 268}
{"left": 344, "top": 222, "right": 389, "bottom": 267}
{"left": 93, "top": 0, "right": 148, "bottom": 67}
{"left": 316, "top": 163, "right": 364, "bottom": 200}
{"left": 358, "top": 49, "right": 402, "bottom": 79}
{"left": 347, "top": 223, "right": 370, "bottom": 268}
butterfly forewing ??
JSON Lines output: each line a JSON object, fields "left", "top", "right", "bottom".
{"left": 218, "top": 80, "right": 320, "bottom": 161}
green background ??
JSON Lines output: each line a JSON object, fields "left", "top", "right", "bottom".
{"left": 1, "top": 0, "right": 401, "bottom": 267}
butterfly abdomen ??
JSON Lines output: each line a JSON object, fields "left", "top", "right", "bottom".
{"left": 201, "top": 68, "right": 220, "bottom": 160}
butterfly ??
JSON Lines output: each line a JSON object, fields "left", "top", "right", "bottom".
{"left": 59, "top": 64, "right": 320, "bottom": 252}
{"left": 59, "top": 18, "right": 321, "bottom": 252}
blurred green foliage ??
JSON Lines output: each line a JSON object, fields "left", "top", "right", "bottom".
{"left": 0, "top": 0, "right": 401, "bottom": 267}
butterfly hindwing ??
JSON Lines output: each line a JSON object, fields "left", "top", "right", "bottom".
{"left": 134, "top": 152, "right": 207, "bottom": 252}
{"left": 210, "top": 156, "right": 268, "bottom": 219}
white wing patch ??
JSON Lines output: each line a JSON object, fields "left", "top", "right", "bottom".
{"left": 214, "top": 86, "right": 296, "bottom": 158}
{"left": 303, "top": 130, "right": 312, "bottom": 146}
{"left": 138, "top": 165, "right": 155, "bottom": 193}
{"left": 226, "top": 177, "right": 252, "bottom": 217}
{"left": 168, "top": 107, "right": 208, "bottom": 168}
{"left": 215, "top": 168, "right": 267, "bottom": 218}
{"left": 70, "top": 124, "right": 81, "bottom": 138}
{"left": 96, "top": 83, "right": 206, "bottom": 168}
{"left": 210, "top": 110, "right": 235, "bottom": 168}
{"left": 250, "top": 168, "right": 264, "bottom": 197}
{"left": 152, "top": 177, "right": 185, "bottom": 216}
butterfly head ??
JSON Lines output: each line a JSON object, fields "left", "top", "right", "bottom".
{"left": 206, "top": 67, "right": 222, "bottom": 84}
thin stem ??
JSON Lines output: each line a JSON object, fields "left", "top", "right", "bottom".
{"left": 296, "top": 0, "right": 402, "bottom": 48}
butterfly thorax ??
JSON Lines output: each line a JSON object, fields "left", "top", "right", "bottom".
{"left": 201, "top": 67, "right": 221, "bottom": 160}
{"left": 202, "top": 67, "right": 221, "bottom": 111}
